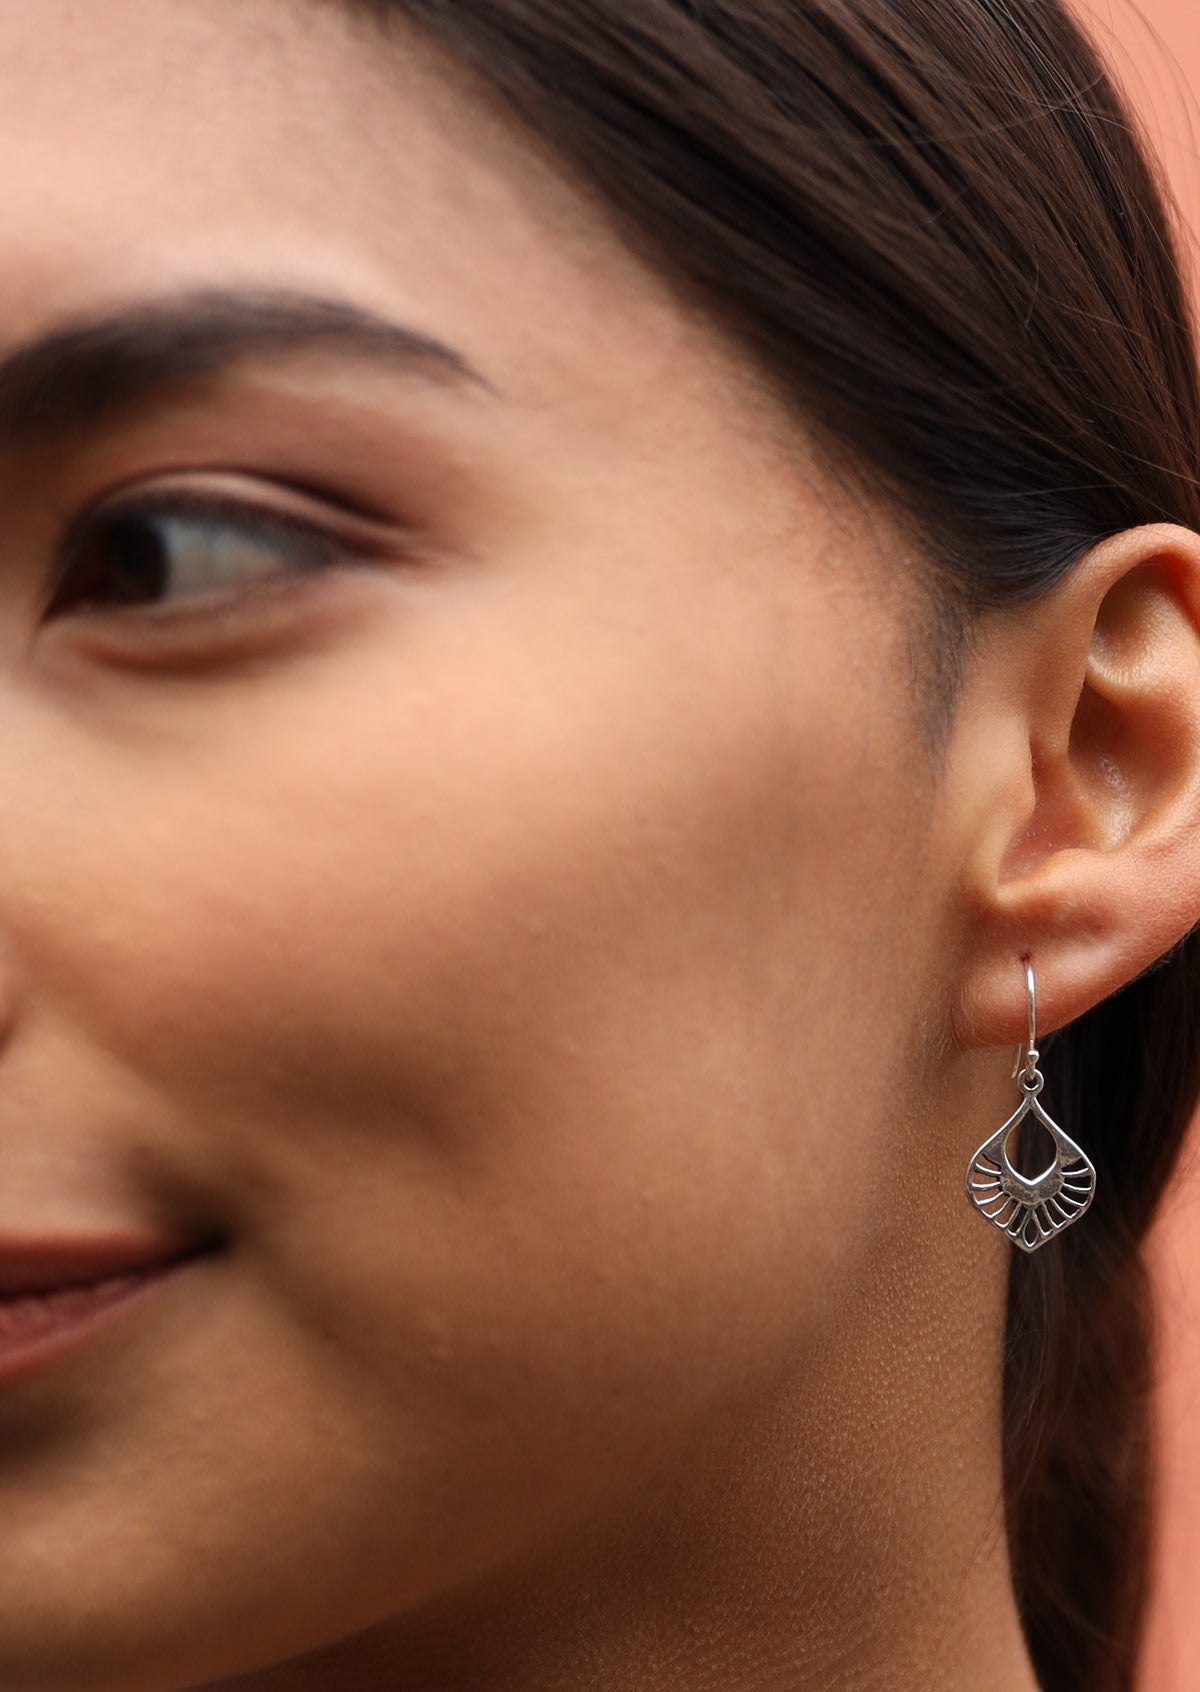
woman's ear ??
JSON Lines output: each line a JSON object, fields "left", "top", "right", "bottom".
{"left": 950, "top": 523, "right": 1200, "bottom": 1048}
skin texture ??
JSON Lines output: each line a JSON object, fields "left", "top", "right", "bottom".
{"left": 1, "top": 4, "right": 1200, "bottom": 1690}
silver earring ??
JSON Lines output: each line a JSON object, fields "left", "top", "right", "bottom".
{"left": 966, "top": 963, "right": 1096, "bottom": 1252}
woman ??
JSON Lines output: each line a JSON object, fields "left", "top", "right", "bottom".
{"left": 0, "top": 1, "right": 1197, "bottom": 1688}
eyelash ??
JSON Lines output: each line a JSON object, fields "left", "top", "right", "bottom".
{"left": 43, "top": 487, "right": 369, "bottom": 627}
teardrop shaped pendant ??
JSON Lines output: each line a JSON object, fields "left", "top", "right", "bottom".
{"left": 966, "top": 1083, "right": 1096, "bottom": 1252}
{"left": 965, "top": 963, "right": 1096, "bottom": 1253}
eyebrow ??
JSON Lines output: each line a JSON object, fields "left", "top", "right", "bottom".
{"left": 0, "top": 287, "right": 495, "bottom": 446}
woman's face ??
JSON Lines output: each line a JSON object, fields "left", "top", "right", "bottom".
{"left": 0, "top": 2, "right": 945, "bottom": 1683}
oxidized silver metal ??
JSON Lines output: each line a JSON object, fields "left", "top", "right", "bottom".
{"left": 965, "top": 963, "right": 1096, "bottom": 1253}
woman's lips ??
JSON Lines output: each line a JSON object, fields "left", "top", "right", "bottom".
{"left": 0, "top": 1233, "right": 204, "bottom": 1297}
{"left": 0, "top": 1236, "right": 209, "bottom": 1386}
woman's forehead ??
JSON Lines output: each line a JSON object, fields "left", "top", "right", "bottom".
{"left": 0, "top": 1, "right": 648, "bottom": 375}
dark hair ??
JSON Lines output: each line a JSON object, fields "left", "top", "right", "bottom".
{"left": 359, "top": 2, "right": 1200, "bottom": 1684}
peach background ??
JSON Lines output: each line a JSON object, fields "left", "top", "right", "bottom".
{"left": 1070, "top": 5, "right": 1200, "bottom": 1685}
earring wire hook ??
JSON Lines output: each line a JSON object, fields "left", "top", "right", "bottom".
{"left": 1011, "top": 960, "right": 1039, "bottom": 1081}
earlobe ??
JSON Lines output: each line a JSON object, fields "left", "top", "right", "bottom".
{"left": 953, "top": 523, "right": 1200, "bottom": 1050}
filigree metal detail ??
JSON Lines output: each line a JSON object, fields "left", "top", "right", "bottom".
{"left": 967, "top": 1078, "right": 1096, "bottom": 1253}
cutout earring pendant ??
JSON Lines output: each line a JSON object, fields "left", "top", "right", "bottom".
{"left": 966, "top": 963, "right": 1096, "bottom": 1253}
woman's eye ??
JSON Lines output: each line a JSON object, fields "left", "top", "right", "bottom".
{"left": 45, "top": 497, "right": 349, "bottom": 619}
